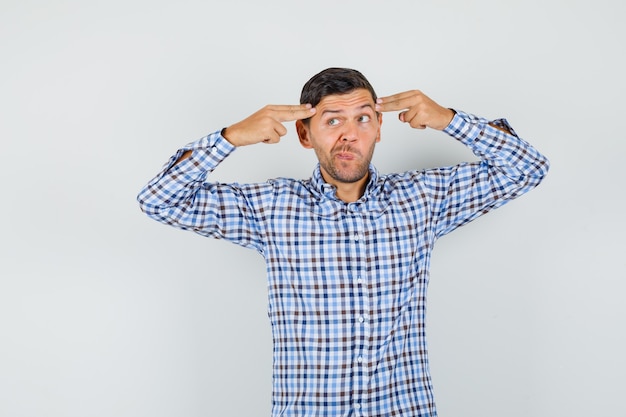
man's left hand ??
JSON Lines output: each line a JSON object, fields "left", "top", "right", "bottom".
{"left": 376, "top": 90, "right": 454, "bottom": 131}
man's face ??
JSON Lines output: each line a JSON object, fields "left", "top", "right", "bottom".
{"left": 297, "top": 88, "right": 382, "bottom": 187}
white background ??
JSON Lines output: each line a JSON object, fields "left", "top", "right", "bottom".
{"left": 1, "top": 1, "right": 624, "bottom": 416}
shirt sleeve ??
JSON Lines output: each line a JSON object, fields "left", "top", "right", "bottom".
{"left": 136, "top": 130, "right": 268, "bottom": 253}
{"left": 426, "top": 110, "right": 550, "bottom": 238}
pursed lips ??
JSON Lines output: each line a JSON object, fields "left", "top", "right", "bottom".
{"left": 334, "top": 147, "right": 359, "bottom": 160}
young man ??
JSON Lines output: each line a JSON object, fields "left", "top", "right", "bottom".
{"left": 137, "top": 67, "right": 549, "bottom": 417}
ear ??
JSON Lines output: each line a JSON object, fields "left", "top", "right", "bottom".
{"left": 375, "top": 113, "right": 383, "bottom": 143}
{"left": 296, "top": 120, "right": 313, "bottom": 149}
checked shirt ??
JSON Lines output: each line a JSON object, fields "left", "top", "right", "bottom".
{"left": 137, "top": 110, "right": 549, "bottom": 417}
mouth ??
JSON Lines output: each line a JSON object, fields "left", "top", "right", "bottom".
{"left": 335, "top": 151, "right": 356, "bottom": 161}
{"left": 333, "top": 146, "right": 360, "bottom": 161}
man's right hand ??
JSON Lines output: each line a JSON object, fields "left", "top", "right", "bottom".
{"left": 222, "top": 104, "right": 316, "bottom": 147}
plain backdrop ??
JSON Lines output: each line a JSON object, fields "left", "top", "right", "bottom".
{"left": 1, "top": 1, "right": 624, "bottom": 416}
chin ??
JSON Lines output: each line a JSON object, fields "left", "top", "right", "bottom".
{"left": 334, "top": 169, "right": 369, "bottom": 184}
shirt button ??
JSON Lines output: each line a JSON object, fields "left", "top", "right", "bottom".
{"left": 356, "top": 277, "right": 363, "bottom": 284}
{"left": 353, "top": 233, "right": 360, "bottom": 241}
{"left": 357, "top": 356, "right": 363, "bottom": 363}
{"left": 355, "top": 403, "right": 361, "bottom": 409}
{"left": 358, "top": 316, "right": 365, "bottom": 323}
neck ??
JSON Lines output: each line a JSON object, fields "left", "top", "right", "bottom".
{"left": 335, "top": 185, "right": 365, "bottom": 203}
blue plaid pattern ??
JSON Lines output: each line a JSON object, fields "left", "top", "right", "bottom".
{"left": 137, "top": 110, "right": 549, "bottom": 417}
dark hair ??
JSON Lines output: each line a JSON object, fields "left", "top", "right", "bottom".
{"left": 299, "top": 67, "right": 377, "bottom": 109}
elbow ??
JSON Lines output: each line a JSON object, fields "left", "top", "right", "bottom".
{"left": 136, "top": 194, "right": 150, "bottom": 216}
{"left": 514, "top": 153, "right": 550, "bottom": 193}
{"left": 136, "top": 188, "right": 162, "bottom": 219}
{"left": 532, "top": 153, "right": 551, "bottom": 186}
{"left": 500, "top": 153, "right": 550, "bottom": 196}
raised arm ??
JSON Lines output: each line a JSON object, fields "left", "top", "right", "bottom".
{"left": 137, "top": 104, "right": 316, "bottom": 250}
{"left": 377, "top": 89, "right": 550, "bottom": 237}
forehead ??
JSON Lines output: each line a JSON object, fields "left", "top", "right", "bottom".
{"left": 316, "top": 89, "right": 375, "bottom": 111}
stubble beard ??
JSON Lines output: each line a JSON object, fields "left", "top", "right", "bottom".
{"left": 317, "top": 145, "right": 374, "bottom": 184}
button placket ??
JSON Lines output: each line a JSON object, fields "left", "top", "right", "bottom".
{"left": 348, "top": 208, "right": 371, "bottom": 414}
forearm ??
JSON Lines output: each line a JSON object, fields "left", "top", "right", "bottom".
{"left": 136, "top": 130, "right": 235, "bottom": 226}
{"left": 445, "top": 110, "right": 550, "bottom": 187}
{"left": 429, "top": 110, "right": 549, "bottom": 237}
{"left": 172, "top": 129, "right": 228, "bottom": 166}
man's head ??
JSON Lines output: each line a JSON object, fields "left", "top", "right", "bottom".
{"left": 296, "top": 68, "right": 382, "bottom": 201}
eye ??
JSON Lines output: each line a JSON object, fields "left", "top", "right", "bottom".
{"left": 358, "top": 115, "right": 371, "bottom": 123}
{"left": 327, "top": 118, "right": 340, "bottom": 126}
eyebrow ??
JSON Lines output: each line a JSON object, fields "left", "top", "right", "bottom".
{"left": 321, "top": 103, "right": 375, "bottom": 116}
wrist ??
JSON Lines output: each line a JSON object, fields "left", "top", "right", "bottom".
{"left": 437, "top": 108, "right": 455, "bottom": 130}
{"left": 221, "top": 127, "right": 239, "bottom": 147}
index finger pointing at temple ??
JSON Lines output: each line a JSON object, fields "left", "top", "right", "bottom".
{"left": 376, "top": 91, "right": 419, "bottom": 112}
{"left": 268, "top": 104, "right": 317, "bottom": 121}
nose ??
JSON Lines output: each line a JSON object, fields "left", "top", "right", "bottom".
{"left": 341, "top": 120, "right": 359, "bottom": 142}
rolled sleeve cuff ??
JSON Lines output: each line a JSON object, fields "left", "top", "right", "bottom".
{"left": 443, "top": 109, "right": 518, "bottom": 146}
{"left": 156, "top": 129, "right": 237, "bottom": 180}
